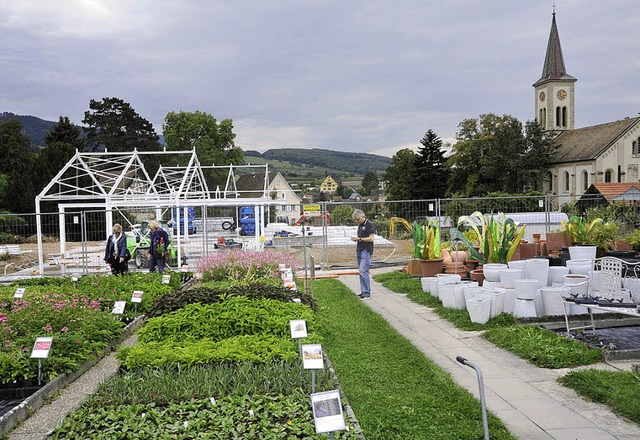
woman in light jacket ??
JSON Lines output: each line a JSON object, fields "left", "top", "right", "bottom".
{"left": 104, "top": 223, "right": 129, "bottom": 275}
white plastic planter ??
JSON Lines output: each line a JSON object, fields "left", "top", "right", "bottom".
{"left": 507, "top": 260, "right": 526, "bottom": 271}
{"left": 439, "top": 282, "right": 458, "bottom": 309}
{"left": 503, "top": 288, "right": 517, "bottom": 315}
{"left": 513, "top": 278, "right": 539, "bottom": 300}
{"left": 427, "top": 277, "right": 440, "bottom": 297}
{"left": 566, "top": 259, "right": 592, "bottom": 275}
{"left": 513, "top": 298, "right": 537, "bottom": 318}
{"left": 490, "top": 288, "right": 506, "bottom": 317}
{"left": 547, "top": 266, "right": 569, "bottom": 286}
{"left": 467, "top": 296, "right": 492, "bottom": 324}
{"left": 539, "top": 287, "right": 566, "bottom": 316}
{"left": 483, "top": 263, "right": 508, "bottom": 282}
{"left": 421, "top": 277, "right": 437, "bottom": 293}
{"left": 499, "top": 269, "right": 522, "bottom": 288}
{"left": 524, "top": 258, "right": 549, "bottom": 288}
{"left": 568, "top": 245, "right": 597, "bottom": 261}
{"left": 563, "top": 273, "right": 589, "bottom": 315}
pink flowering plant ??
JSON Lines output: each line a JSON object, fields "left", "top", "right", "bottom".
{"left": 196, "top": 250, "right": 300, "bottom": 282}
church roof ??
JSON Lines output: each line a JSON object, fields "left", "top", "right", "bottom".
{"left": 550, "top": 117, "right": 640, "bottom": 164}
{"left": 533, "top": 13, "right": 576, "bottom": 87}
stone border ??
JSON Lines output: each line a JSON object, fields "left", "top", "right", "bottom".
{"left": 324, "top": 353, "right": 366, "bottom": 440}
{"left": 0, "top": 315, "right": 145, "bottom": 437}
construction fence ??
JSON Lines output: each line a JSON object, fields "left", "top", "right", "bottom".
{"left": 0, "top": 193, "right": 638, "bottom": 281}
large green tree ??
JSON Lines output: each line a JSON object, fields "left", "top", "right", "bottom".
{"left": 0, "top": 118, "right": 37, "bottom": 212}
{"left": 414, "top": 129, "right": 449, "bottom": 200}
{"left": 361, "top": 171, "right": 379, "bottom": 196}
{"left": 383, "top": 148, "right": 417, "bottom": 201}
{"left": 82, "top": 97, "right": 161, "bottom": 153}
{"left": 36, "top": 117, "right": 83, "bottom": 182}
{"left": 446, "top": 114, "right": 555, "bottom": 196}
{"left": 162, "top": 111, "right": 243, "bottom": 188}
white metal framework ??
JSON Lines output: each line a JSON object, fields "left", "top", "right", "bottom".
{"left": 35, "top": 149, "right": 284, "bottom": 274}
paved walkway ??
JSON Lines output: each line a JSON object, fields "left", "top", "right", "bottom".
{"left": 337, "top": 267, "right": 640, "bottom": 440}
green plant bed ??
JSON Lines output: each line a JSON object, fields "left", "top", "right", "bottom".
{"left": 558, "top": 369, "right": 640, "bottom": 424}
{"left": 314, "top": 278, "right": 515, "bottom": 439}
{"left": 117, "top": 335, "right": 302, "bottom": 368}
{"left": 482, "top": 326, "right": 603, "bottom": 368}
{"left": 146, "top": 278, "right": 316, "bottom": 318}
{"left": 138, "top": 297, "right": 317, "bottom": 344}
{"left": 51, "top": 392, "right": 360, "bottom": 439}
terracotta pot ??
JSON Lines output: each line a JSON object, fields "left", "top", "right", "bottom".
{"left": 466, "top": 259, "right": 480, "bottom": 272}
{"left": 545, "top": 232, "right": 570, "bottom": 255}
{"left": 615, "top": 240, "right": 633, "bottom": 251}
{"left": 518, "top": 243, "right": 537, "bottom": 260}
{"left": 469, "top": 269, "right": 485, "bottom": 287}
{"left": 405, "top": 259, "right": 424, "bottom": 276}
{"left": 420, "top": 258, "right": 444, "bottom": 277}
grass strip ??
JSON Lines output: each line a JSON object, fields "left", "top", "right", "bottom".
{"left": 314, "top": 278, "right": 516, "bottom": 440}
{"left": 558, "top": 369, "right": 640, "bottom": 424}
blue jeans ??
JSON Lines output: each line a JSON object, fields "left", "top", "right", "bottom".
{"left": 356, "top": 249, "right": 371, "bottom": 296}
{"left": 149, "top": 254, "right": 167, "bottom": 273}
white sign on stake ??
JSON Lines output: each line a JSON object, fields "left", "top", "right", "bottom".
{"left": 311, "top": 390, "right": 346, "bottom": 434}
{"left": 131, "top": 290, "right": 143, "bottom": 303}
{"left": 162, "top": 274, "right": 171, "bottom": 284}
{"left": 31, "top": 336, "right": 53, "bottom": 359}
{"left": 301, "top": 344, "right": 324, "bottom": 370}
{"left": 71, "top": 276, "right": 79, "bottom": 282}
{"left": 14, "top": 288, "right": 25, "bottom": 299}
{"left": 181, "top": 265, "right": 189, "bottom": 273}
{"left": 289, "top": 319, "right": 308, "bottom": 339}
{"left": 112, "top": 301, "right": 126, "bottom": 314}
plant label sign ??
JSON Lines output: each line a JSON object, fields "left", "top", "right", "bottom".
{"left": 31, "top": 336, "right": 53, "bottom": 359}
{"left": 289, "top": 319, "right": 308, "bottom": 339}
{"left": 72, "top": 276, "right": 79, "bottom": 282}
{"left": 162, "top": 274, "right": 171, "bottom": 284}
{"left": 281, "top": 268, "right": 293, "bottom": 280}
{"left": 301, "top": 344, "right": 324, "bottom": 370}
{"left": 181, "top": 265, "right": 189, "bottom": 273}
{"left": 311, "top": 390, "right": 346, "bottom": 434}
{"left": 14, "top": 288, "right": 25, "bottom": 299}
{"left": 112, "top": 300, "right": 126, "bottom": 314}
{"left": 131, "top": 290, "right": 143, "bottom": 303}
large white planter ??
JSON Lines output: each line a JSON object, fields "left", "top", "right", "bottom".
{"left": 421, "top": 277, "right": 437, "bottom": 293}
{"left": 437, "top": 273, "right": 462, "bottom": 282}
{"left": 483, "top": 263, "right": 508, "bottom": 282}
{"left": 508, "top": 260, "right": 526, "bottom": 271}
{"left": 490, "top": 288, "right": 506, "bottom": 317}
{"left": 568, "top": 245, "right": 597, "bottom": 261}
{"left": 503, "top": 288, "right": 517, "bottom": 315}
{"left": 513, "top": 278, "right": 539, "bottom": 300}
{"left": 427, "top": 277, "right": 440, "bottom": 297}
{"left": 540, "top": 286, "right": 566, "bottom": 316}
{"left": 440, "top": 282, "right": 470, "bottom": 309}
{"left": 499, "top": 269, "right": 522, "bottom": 288}
{"left": 467, "top": 297, "right": 492, "bottom": 324}
{"left": 548, "top": 266, "right": 569, "bottom": 286}
{"left": 563, "top": 273, "right": 589, "bottom": 315}
{"left": 524, "top": 258, "right": 549, "bottom": 288}
{"left": 566, "top": 259, "right": 592, "bottom": 275}
{"left": 513, "top": 298, "right": 537, "bottom": 318}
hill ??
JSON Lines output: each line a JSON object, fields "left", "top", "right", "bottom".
{"left": 244, "top": 148, "right": 390, "bottom": 184}
{"left": 0, "top": 112, "right": 58, "bottom": 147}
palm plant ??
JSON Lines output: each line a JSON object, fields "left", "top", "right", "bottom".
{"left": 451, "top": 211, "right": 525, "bottom": 264}
{"left": 410, "top": 218, "right": 442, "bottom": 260}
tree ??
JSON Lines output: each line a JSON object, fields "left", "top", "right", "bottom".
{"left": 162, "top": 111, "right": 243, "bottom": 188}
{"left": 35, "top": 117, "right": 84, "bottom": 190}
{"left": 446, "top": 114, "right": 553, "bottom": 196}
{"left": 383, "top": 148, "right": 416, "bottom": 201}
{"left": 361, "top": 171, "right": 379, "bottom": 196}
{"left": 0, "top": 118, "right": 37, "bottom": 212}
{"left": 413, "top": 129, "right": 449, "bottom": 200}
{"left": 82, "top": 97, "right": 161, "bottom": 153}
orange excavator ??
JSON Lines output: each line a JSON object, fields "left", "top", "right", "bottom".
{"left": 293, "top": 213, "right": 331, "bottom": 226}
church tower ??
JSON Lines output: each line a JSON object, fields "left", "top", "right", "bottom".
{"left": 533, "top": 10, "right": 577, "bottom": 131}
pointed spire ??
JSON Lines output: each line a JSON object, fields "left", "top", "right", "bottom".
{"left": 533, "top": 11, "right": 576, "bottom": 86}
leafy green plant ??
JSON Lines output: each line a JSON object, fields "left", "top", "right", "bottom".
{"left": 452, "top": 211, "right": 525, "bottom": 264}
{"left": 410, "top": 218, "right": 441, "bottom": 259}
{"left": 561, "top": 215, "right": 604, "bottom": 245}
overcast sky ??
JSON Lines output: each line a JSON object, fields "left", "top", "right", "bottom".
{"left": 1, "top": 1, "right": 638, "bottom": 157}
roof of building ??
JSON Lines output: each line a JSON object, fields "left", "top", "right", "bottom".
{"left": 533, "top": 12, "right": 576, "bottom": 87}
{"left": 235, "top": 172, "right": 276, "bottom": 197}
{"left": 551, "top": 117, "right": 640, "bottom": 164}
{"left": 584, "top": 182, "right": 640, "bottom": 204}
{"left": 323, "top": 174, "right": 342, "bottom": 185}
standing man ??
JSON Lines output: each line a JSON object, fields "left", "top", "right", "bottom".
{"left": 351, "top": 209, "right": 376, "bottom": 300}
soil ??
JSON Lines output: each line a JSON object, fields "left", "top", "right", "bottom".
{"left": 0, "top": 239, "right": 104, "bottom": 274}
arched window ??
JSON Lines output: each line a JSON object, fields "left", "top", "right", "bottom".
{"left": 561, "top": 107, "right": 567, "bottom": 127}
{"left": 634, "top": 140, "right": 638, "bottom": 156}
{"left": 543, "top": 171, "right": 553, "bottom": 193}
{"left": 543, "top": 108, "right": 547, "bottom": 128}
{"left": 582, "top": 171, "right": 589, "bottom": 192}
{"left": 539, "top": 109, "right": 543, "bottom": 128}
{"left": 605, "top": 170, "right": 612, "bottom": 183}
{"left": 564, "top": 171, "right": 570, "bottom": 192}
{"left": 556, "top": 107, "right": 561, "bottom": 127}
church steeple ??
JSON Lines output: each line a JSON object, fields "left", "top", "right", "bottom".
{"left": 533, "top": 10, "right": 577, "bottom": 131}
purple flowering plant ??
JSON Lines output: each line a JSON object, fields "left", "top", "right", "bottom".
{"left": 195, "top": 250, "right": 300, "bottom": 282}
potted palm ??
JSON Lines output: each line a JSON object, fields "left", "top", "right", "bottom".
{"left": 561, "top": 215, "right": 603, "bottom": 260}
{"left": 411, "top": 218, "right": 443, "bottom": 277}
